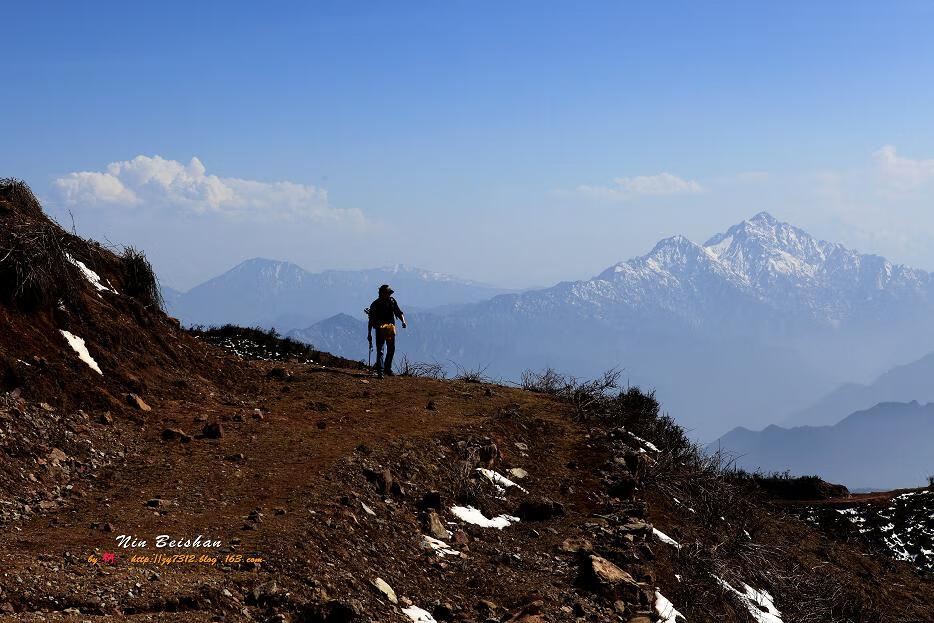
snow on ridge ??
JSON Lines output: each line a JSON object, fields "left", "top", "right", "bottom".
{"left": 402, "top": 605, "right": 438, "bottom": 622}
{"left": 66, "top": 254, "right": 117, "bottom": 294}
{"left": 60, "top": 330, "right": 103, "bottom": 375}
{"left": 476, "top": 468, "right": 528, "bottom": 494}
{"left": 450, "top": 506, "right": 519, "bottom": 529}
{"left": 655, "top": 591, "right": 686, "bottom": 622}
{"left": 653, "top": 527, "right": 681, "bottom": 549}
{"left": 714, "top": 576, "right": 783, "bottom": 623}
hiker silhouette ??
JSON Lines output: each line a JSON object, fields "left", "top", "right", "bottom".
{"left": 367, "top": 284, "right": 406, "bottom": 378}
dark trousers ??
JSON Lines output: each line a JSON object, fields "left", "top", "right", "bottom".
{"left": 375, "top": 333, "right": 395, "bottom": 374}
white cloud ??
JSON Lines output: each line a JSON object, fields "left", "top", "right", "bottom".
{"left": 577, "top": 172, "right": 703, "bottom": 201}
{"left": 873, "top": 145, "right": 934, "bottom": 192}
{"left": 54, "top": 155, "right": 367, "bottom": 225}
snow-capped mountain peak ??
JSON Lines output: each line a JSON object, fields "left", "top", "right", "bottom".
{"left": 588, "top": 213, "right": 934, "bottom": 327}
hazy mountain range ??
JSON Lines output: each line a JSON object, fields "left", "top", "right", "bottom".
{"left": 290, "top": 212, "right": 934, "bottom": 439}
{"left": 164, "top": 260, "right": 510, "bottom": 330}
{"left": 715, "top": 401, "right": 934, "bottom": 490}
{"left": 164, "top": 212, "right": 934, "bottom": 440}
{"left": 783, "top": 351, "right": 934, "bottom": 428}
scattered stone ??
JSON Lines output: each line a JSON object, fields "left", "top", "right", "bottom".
{"left": 370, "top": 577, "right": 397, "bottom": 604}
{"left": 98, "top": 412, "right": 114, "bottom": 425}
{"left": 432, "top": 602, "right": 455, "bottom": 621}
{"left": 202, "top": 421, "right": 224, "bottom": 439}
{"left": 427, "top": 511, "right": 451, "bottom": 540}
{"left": 559, "top": 537, "right": 593, "bottom": 553}
{"left": 161, "top": 428, "right": 191, "bottom": 443}
{"left": 252, "top": 409, "right": 264, "bottom": 420}
{"left": 266, "top": 367, "right": 288, "bottom": 380}
{"left": 249, "top": 580, "right": 279, "bottom": 605}
{"left": 426, "top": 400, "right": 436, "bottom": 411}
{"left": 127, "top": 393, "right": 151, "bottom": 411}
{"left": 48, "top": 448, "right": 68, "bottom": 463}
{"left": 586, "top": 555, "right": 641, "bottom": 600}
{"left": 516, "top": 497, "right": 565, "bottom": 521}
{"left": 420, "top": 490, "right": 443, "bottom": 509}
{"left": 609, "top": 475, "right": 638, "bottom": 500}
{"left": 360, "top": 502, "right": 376, "bottom": 516}
{"left": 508, "top": 467, "right": 529, "bottom": 480}
{"left": 513, "top": 442, "right": 529, "bottom": 451}
{"left": 452, "top": 530, "right": 469, "bottom": 547}
{"left": 146, "top": 498, "right": 167, "bottom": 508}
{"left": 613, "top": 601, "right": 627, "bottom": 615}
{"left": 225, "top": 453, "right": 246, "bottom": 462}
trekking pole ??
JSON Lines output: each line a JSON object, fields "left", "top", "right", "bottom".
{"left": 364, "top": 307, "right": 372, "bottom": 368}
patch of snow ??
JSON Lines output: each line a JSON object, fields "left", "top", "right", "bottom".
{"left": 66, "top": 255, "right": 117, "bottom": 294}
{"left": 714, "top": 576, "right": 783, "bottom": 623}
{"left": 655, "top": 591, "right": 686, "bottom": 622}
{"left": 450, "top": 505, "right": 519, "bottom": 529}
{"left": 421, "top": 535, "right": 459, "bottom": 557}
{"left": 60, "top": 330, "right": 103, "bottom": 375}
{"left": 402, "top": 606, "right": 438, "bottom": 623}
{"left": 653, "top": 527, "right": 681, "bottom": 549}
{"left": 624, "top": 428, "right": 660, "bottom": 452}
{"left": 476, "top": 468, "right": 528, "bottom": 494}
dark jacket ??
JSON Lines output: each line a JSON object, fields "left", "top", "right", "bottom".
{"left": 368, "top": 296, "right": 404, "bottom": 330}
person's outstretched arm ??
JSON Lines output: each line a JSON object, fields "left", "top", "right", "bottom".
{"left": 393, "top": 299, "right": 407, "bottom": 328}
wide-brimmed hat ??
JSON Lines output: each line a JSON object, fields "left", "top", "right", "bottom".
{"left": 379, "top": 284, "right": 394, "bottom": 295}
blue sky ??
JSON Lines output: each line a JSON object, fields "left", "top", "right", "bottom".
{"left": 3, "top": 1, "right": 934, "bottom": 289}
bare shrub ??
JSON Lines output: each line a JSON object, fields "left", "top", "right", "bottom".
{"left": 398, "top": 354, "right": 447, "bottom": 379}
{"left": 454, "top": 362, "right": 490, "bottom": 384}
{"left": 0, "top": 180, "right": 81, "bottom": 311}
{"left": 121, "top": 246, "right": 164, "bottom": 311}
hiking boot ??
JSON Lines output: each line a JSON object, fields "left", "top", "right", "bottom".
{"left": 384, "top": 369, "right": 394, "bottom": 377}
{"left": 376, "top": 369, "right": 384, "bottom": 379}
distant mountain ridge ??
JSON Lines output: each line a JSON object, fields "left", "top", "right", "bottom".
{"left": 715, "top": 401, "right": 934, "bottom": 489}
{"left": 165, "top": 259, "right": 510, "bottom": 331}
{"left": 295, "top": 212, "right": 934, "bottom": 439}
{"left": 784, "top": 351, "right": 934, "bottom": 427}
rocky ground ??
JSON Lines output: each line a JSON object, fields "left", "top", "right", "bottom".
{"left": 0, "top": 359, "right": 669, "bottom": 622}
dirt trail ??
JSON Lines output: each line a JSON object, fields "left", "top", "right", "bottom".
{"left": 4, "top": 363, "right": 562, "bottom": 553}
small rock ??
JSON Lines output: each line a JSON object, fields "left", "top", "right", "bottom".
{"left": 420, "top": 490, "right": 443, "bottom": 510}
{"left": 161, "top": 428, "right": 191, "bottom": 443}
{"left": 432, "top": 602, "right": 454, "bottom": 621}
{"left": 266, "top": 367, "right": 288, "bottom": 380}
{"left": 202, "top": 422, "right": 224, "bottom": 439}
{"left": 558, "top": 537, "right": 593, "bottom": 553}
{"left": 516, "top": 497, "right": 565, "bottom": 521}
{"left": 452, "top": 530, "right": 469, "bottom": 546}
{"left": 250, "top": 580, "right": 279, "bottom": 604}
{"left": 426, "top": 400, "right": 436, "bottom": 411}
{"left": 427, "top": 511, "right": 451, "bottom": 540}
{"left": 98, "top": 412, "right": 114, "bottom": 425}
{"left": 613, "top": 601, "right": 627, "bottom": 615}
{"left": 370, "top": 577, "right": 397, "bottom": 604}
{"left": 146, "top": 498, "right": 166, "bottom": 508}
{"left": 48, "top": 448, "right": 68, "bottom": 463}
{"left": 587, "top": 555, "right": 640, "bottom": 600}
{"left": 513, "top": 442, "right": 529, "bottom": 451}
{"left": 127, "top": 393, "right": 151, "bottom": 412}
{"left": 508, "top": 467, "right": 528, "bottom": 480}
